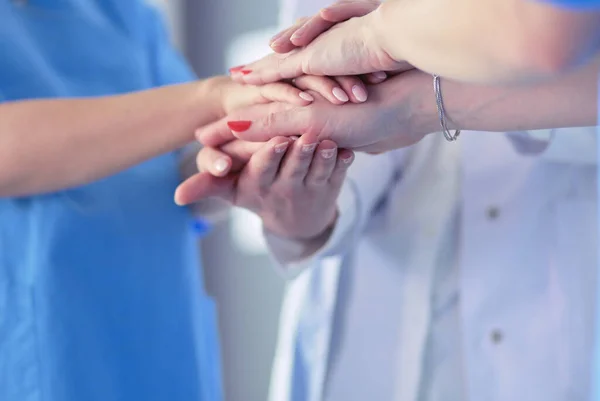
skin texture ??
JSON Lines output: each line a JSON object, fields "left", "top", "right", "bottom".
{"left": 232, "top": 0, "right": 600, "bottom": 85}
{"left": 175, "top": 135, "right": 354, "bottom": 240}
{"left": 0, "top": 72, "right": 368, "bottom": 197}
{"left": 199, "top": 59, "right": 598, "bottom": 156}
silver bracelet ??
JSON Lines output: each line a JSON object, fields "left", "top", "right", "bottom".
{"left": 433, "top": 74, "right": 460, "bottom": 142}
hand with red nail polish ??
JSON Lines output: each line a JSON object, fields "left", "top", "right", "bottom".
{"left": 198, "top": 71, "right": 433, "bottom": 155}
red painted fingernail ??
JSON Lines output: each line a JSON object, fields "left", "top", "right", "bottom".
{"left": 229, "top": 65, "right": 245, "bottom": 74}
{"left": 227, "top": 121, "right": 252, "bottom": 132}
{"left": 240, "top": 69, "right": 252, "bottom": 75}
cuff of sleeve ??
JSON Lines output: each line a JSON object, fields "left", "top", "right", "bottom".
{"left": 264, "top": 178, "right": 359, "bottom": 280}
{"left": 507, "top": 128, "right": 597, "bottom": 164}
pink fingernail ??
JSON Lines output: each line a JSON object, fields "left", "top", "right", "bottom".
{"left": 320, "top": 149, "right": 336, "bottom": 159}
{"left": 352, "top": 85, "right": 367, "bottom": 102}
{"left": 290, "top": 28, "right": 305, "bottom": 41}
{"left": 299, "top": 92, "right": 314, "bottom": 102}
{"left": 302, "top": 143, "right": 317, "bottom": 153}
{"left": 373, "top": 71, "right": 387, "bottom": 80}
{"left": 214, "top": 158, "right": 229, "bottom": 173}
{"left": 269, "top": 31, "right": 285, "bottom": 44}
{"left": 342, "top": 155, "right": 354, "bottom": 164}
{"left": 274, "top": 142, "right": 290, "bottom": 153}
{"left": 332, "top": 87, "right": 349, "bottom": 102}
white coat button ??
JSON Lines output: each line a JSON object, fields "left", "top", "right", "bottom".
{"left": 490, "top": 329, "right": 504, "bottom": 344}
{"left": 486, "top": 206, "right": 500, "bottom": 220}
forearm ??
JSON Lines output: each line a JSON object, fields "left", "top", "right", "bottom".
{"left": 371, "top": 0, "right": 600, "bottom": 84}
{"left": 0, "top": 80, "right": 221, "bottom": 197}
{"left": 406, "top": 56, "right": 598, "bottom": 135}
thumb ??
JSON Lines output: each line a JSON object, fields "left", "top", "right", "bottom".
{"left": 174, "top": 172, "right": 235, "bottom": 206}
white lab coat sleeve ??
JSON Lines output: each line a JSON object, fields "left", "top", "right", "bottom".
{"left": 506, "top": 127, "right": 597, "bottom": 165}
{"left": 264, "top": 151, "right": 405, "bottom": 279}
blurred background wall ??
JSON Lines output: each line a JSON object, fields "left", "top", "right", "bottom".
{"left": 161, "top": 1, "right": 287, "bottom": 401}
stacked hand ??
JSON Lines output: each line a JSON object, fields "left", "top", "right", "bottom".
{"left": 230, "top": 0, "right": 412, "bottom": 85}
{"left": 178, "top": 0, "right": 435, "bottom": 242}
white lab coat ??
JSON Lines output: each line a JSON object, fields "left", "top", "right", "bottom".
{"left": 266, "top": 128, "right": 598, "bottom": 401}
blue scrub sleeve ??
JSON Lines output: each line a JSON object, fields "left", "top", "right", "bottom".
{"left": 542, "top": 0, "right": 600, "bottom": 8}
{"left": 143, "top": 5, "right": 197, "bottom": 86}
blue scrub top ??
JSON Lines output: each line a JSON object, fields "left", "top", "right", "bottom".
{"left": 0, "top": 1, "right": 221, "bottom": 401}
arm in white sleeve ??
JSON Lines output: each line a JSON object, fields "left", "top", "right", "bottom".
{"left": 507, "top": 126, "right": 597, "bottom": 165}
{"left": 264, "top": 150, "right": 406, "bottom": 278}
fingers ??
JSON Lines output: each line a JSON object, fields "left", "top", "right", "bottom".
{"left": 304, "top": 140, "right": 338, "bottom": 185}
{"left": 329, "top": 148, "right": 355, "bottom": 186}
{"left": 174, "top": 172, "right": 236, "bottom": 206}
{"left": 195, "top": 120, "right": 237, "bottom": 147}
{"left": 320, "top": 1, "right": 380, "bottom": 22}
{"left": 287, "top": 15, "right": 335, "bottom": 48}
{"left": 269, "top": 17, "right": 310, "bottom": 53}
{"left": 278, "top": 134, "right": 320, "bottom": 183}
{"left": 230, "top": 52, "right": 304, "bottom": 85}
{"left": 195, "top": 147, "right": 233, "bottom": 177}
{"left": 363, "top": 71, "right": 387, "bottom": 84}
{"left": 333, "top": 76, "right": 368, "bottom": 103}
{"left": 196, "top": 102, "right": 296, "bottom": 146}
{"left": 258, "top": 81, "right": 316, "bottom": 106}
{"left": 196, "top": 140, "right": 263, "bottom": 176}
{"left": 241, "top": 137, "right": 293, "bottom": 189}
{"left": 293, "top": 75, "right": 367, "bottom": 104}
{"left": 202, "top": 104, "right": 317, "bottom": 143}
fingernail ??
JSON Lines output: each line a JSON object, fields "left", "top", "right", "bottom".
{"left": 229, "top": 65, "right": 245, "bottom": 74}
{"left": 240, "top": 70, "right": 252, "bottom": 75}
{"left": 373, "top": 71, "right": 387, "bottom": 80}
{"left": 274, "top": 141, "right": 290, "bottom": 153}
{"left": 352, "top": 85, "right": 367, "bottom": 102}
{"left": 214, "top": 158, "right": 229, "bottom": 173}
{"left": 270, "top": 38, "right": 284, "bottom": 48}
{"left": 320, "top": 149, "right": 336, "bottom": 159}
{"left": 332, "top": 87, "right": 349, "bottom": 102}
{"left": 290, "top": 28, "right": 305, "bottom": 41}
{"left": 290, "top": 136, "right": 299, "bottom": 141}
{"left": 302, "top": 143, "right": 317, "bottom": 153}
{"left": 269, "top": 31, "right": 285, "bottom": 45}
{"left": 227, "top": 121, "right": 252, "bottom": 132}
{"left": 342, "top": 155, "right": 354, "bottom": 164}
{"left": 299, "top": 92, "right": 314, "bottom": 102}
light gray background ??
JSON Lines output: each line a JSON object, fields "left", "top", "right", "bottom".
{"left": 163, "top": 2, "right": 288, "bottom": 401}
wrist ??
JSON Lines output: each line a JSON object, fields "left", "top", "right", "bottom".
{"left": 200, "top": 76, "right": 229, "bottom": 121}
{"left": 368, "top": 2, "right": 403, "bottom": 64}
{"left": 265, "top": 210, "right": 338, "bottom": 243}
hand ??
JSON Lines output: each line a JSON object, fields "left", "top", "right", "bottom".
{"left": 198, "top": 71, "right": 435, "bottom": 154}
{"left": 207, "top": 73, "right": 372, "bottom": 121}
{"left": 175, "top": 135, "right": 354, "bottom": 240}
{"left": 269, "top": 0, "right": 380, "bottom": 53}
{"left": 229, "top": 11, "right": 412, "bottom": 86}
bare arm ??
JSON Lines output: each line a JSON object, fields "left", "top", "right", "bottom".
{"left": 374, "top": 0, "right": 600, "bottom": 83}
{"left": 237, "top": 0, "right": 600, "bottom": 85}
{"left": 0, "top": 77, "right": 314, "bottom": 197}
{"left": 207, "top": 57, "right": 598, "bottom": 153}
{"left": 412, "top": 56, "right": 600, "bottom": 134}
{"left": 0, "top": 83, "right": 213, "bottom": 197}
